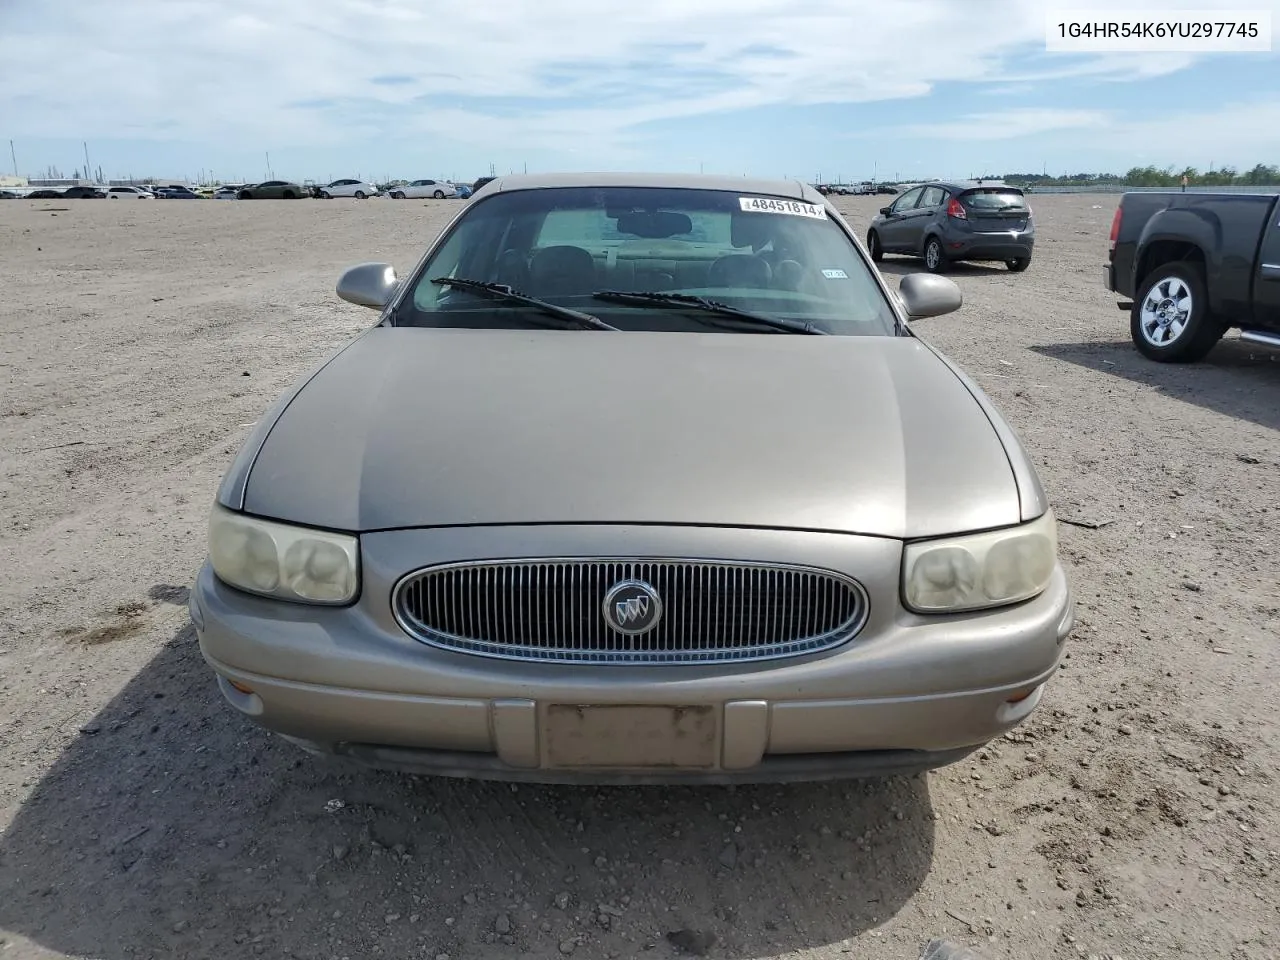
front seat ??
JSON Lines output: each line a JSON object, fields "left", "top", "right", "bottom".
{"left": 492, "top": 249, "right": 531, "bottom": 290}
{"left": 528, "top": 245, "right": 597, "bottom": 297}
{"left": 707, "top": 254, "right": 772, "bottom": 289}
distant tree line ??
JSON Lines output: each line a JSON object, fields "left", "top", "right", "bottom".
{"left": 1003, "top": 163, "right": 1280, "bottom": 187}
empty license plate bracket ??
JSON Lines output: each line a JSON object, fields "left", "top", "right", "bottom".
{"left": 544, "top": 704, "right": 717, "bottom": 769}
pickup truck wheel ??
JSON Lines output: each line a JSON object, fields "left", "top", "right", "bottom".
{"left": 1131, "top": 262, "right": 1222, "bottom": 363}
{"left": 867, "top": 230, "right": 883, "bottom": 262}
{"left": 1006, "top": 257, "right": 1030, "bottom": 272}
{"left": 923, "top": 237, "right": 947, "bottom": 273}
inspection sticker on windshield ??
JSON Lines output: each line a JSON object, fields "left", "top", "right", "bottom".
{"left": 822, "top": 269, "right": 848, "bottom": 279}
{"left": 739, "top": 197, "right": 827, "bottom": 219}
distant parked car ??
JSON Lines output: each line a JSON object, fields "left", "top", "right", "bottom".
{"left": 238, "top": 180, "right": 305, "bottom": 199}
{"left": 455, "top": 184, "right": 473, "bottom": 199}
{"left": 876, "top": 184, "right": 900, "bottom": 195}
{"left": 26, "top": 189, "right": 63, "bottom": 199}
{"left": 156, "top": 186, "right": 201, "bottom": 199}
{"left": 388, "top": 179, "right": 457, "bottom": 199}
{"left": 317, "top": 179, "right": 380, "bottom": 199}
{"left": 0, "top": 189, "right": 20, "bottom": 199}
{"left": 867, "top": 180, "right": 1034, "bottom": 273}
{"left": 213, "top": 185, "right": 243, "bottom": 200}
{"left": 104, "top": 185, "right": 153, "bottom": 199}
{"left": 60, "top": 186, "right": 106, "bottom": 199}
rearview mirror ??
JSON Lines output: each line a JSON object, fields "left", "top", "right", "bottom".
{"left": 898, "top": 273, "right": 962, "bottom": 319}
{"left": 879, "top": 206, "right": 892, "bottom": 216}
{"left": 337, "top": 262, "right": 399, "bottom": 309}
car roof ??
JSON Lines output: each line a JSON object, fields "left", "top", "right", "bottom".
{"left": 470, "top": 171, "right": 823, "bottom": 203}
{"left": 919, "top": 179, "right": 1019, "bottom": 192}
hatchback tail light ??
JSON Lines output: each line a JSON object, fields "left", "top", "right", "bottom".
{"left": 1108, "top": 205, "right": 1123, "bottom": 251}
{"left": 946, "top": 197, "right": 967, "bottom": 219}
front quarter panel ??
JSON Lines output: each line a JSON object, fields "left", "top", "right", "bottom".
{"left": 216, "top": 336, "right": 371, "bottom": 512}
{"left": 913, "top": 343, "right": 1049, "bottom": 522}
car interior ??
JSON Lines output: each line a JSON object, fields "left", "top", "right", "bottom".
{"left": 440, "top": 205, "right": 834, "bottom": 300}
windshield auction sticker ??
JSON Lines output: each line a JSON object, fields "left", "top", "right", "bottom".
{"left": 738, "top": 197, "right": 828, "bottom": 219}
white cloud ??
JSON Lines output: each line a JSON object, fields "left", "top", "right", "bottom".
{"left": 864, "top": 107, "right": 1110, "bottom": 141}
{"left": 855, "top": 97, "right": 1280, "bottom": 170}
{"left": 0, "top": 0, "right": 1243, "bottom": 153}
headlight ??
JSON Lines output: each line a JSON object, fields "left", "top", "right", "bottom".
{"left": 902, "top": 510, "right": 1057, "bottom": 613}
{"left": 208, "top": 505, "right": 359, "bottom": 605}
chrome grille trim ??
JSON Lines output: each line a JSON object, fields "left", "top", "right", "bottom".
{"left": 392, "top": 558, "right": 870, "bottom": 665}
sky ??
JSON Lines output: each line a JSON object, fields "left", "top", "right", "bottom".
{"left": 2, "top": 0, "right": 1279, "bottom": 184}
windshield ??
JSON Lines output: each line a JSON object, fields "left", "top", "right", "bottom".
{"left": 395, "top": 186, "right": 898, "bottom": 336}
{"left": 961, "top": 188, "right": 1027, "bottom": 210}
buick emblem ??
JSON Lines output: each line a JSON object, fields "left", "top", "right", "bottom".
{"left": 602, "top": 579, "right": 663, "bottom": 635}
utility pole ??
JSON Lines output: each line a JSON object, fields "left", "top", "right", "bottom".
{"left": 265, "top": 151, "right": 272, "bottom": 179}
{"left": 83, "top": 141, "right": 91, "bottom": 183}
{"left": 9, "top": 140, "right": 16, "bottom": 177}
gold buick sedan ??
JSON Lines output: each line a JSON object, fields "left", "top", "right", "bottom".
{"left": 190, "top": 172, "right": 1074, "bottom": 784}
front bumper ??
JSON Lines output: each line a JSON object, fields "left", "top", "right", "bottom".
{"left": 191, "top": 524, "right": 1074, "bottom": 784}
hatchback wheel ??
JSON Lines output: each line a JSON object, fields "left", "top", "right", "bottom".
{"left": 391, "top": 191, "right": 405, "bottom": 199}
{"left": 1006, "top": 257, "right": 1030, "bottom": 272}
{"left": 320, "top": 191, "right": 331, "bottom": 199}
{"left": 923, "top": 237, "right": 947, "bottom": 273}
{"left": 867, "top": 230, "right": 883, "bottom": 262}
{"left": 355, "top": 190, "right": 366, "bottom": 199}
{"left": 433, "top": 190, "right": 445, "bottom": 199}
{"left": 1130, "top": 261, "right": 1223, "bottom": 363}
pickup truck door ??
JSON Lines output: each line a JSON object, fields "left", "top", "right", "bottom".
{"left": 1254, "top": 204, "right": 1280, "bottom": 330}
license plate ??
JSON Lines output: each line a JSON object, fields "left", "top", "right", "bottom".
{"left": 545, "top": 704, "right": 717, "bottom": 769}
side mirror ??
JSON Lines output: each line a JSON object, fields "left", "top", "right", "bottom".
{"left": 337, "top": 262, "right": 399, "bottom": 309}
{"left": 879, "top": 206, "right": 892, "bottom": 216}
{"left": 898, "top": 272, "right": 962, "bottom": 319}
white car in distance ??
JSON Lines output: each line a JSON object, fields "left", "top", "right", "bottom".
{"left": 317, "top": 179, "right": 380, "bottom": 199}
{"left": 389, "top": 179, "right": 457, "bottom": 199}
{"left": 104, "top": 185, "right": 154, "bottom": 199}
{"left": 213, "top": 184, "right": 244, "bottom": 200}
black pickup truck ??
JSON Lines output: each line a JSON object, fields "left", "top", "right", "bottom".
{"left": 1103, "top": 191, "right": 1280, "bottom": 362}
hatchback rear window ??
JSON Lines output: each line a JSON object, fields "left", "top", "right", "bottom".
{"left": 960, "top": 189, "right": 1027, "bottom": 210}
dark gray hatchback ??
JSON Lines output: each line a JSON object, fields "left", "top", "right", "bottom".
{"left": 867, "top": 181, "right": 1034, "bottom": 273}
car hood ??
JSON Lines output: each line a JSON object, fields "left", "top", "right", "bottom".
{"left": 241, "top": 328, "right": 1022, "bottom": 538}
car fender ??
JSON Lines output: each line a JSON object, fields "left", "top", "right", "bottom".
{"left": 216, "top": 334, "right": 375, "bottom": 511}
{"left": 1134, "top": 208, "right": 1221, "bottom": 310}
{"left": 910, "top": 342, "right": 1049, "bottom": 523}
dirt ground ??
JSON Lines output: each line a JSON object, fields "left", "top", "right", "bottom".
{"left": 0, "top": 191, "right": 1276, "bottom": 960}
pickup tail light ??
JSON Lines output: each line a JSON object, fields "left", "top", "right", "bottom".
{"left": 1108, "top": 205, "right": 1123, "bottom": 251}
{"left": 946, "top": 197, "right": 967, "bottom": 220}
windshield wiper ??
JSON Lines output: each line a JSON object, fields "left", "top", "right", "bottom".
{"left": 591, "top": 290, "right": 827, "bottom": 335}
{"left": 430, "top": 277, "right": 619, "bottom": 331}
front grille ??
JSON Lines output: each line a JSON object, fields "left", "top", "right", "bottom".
{"left": 393, "top": 559, "right": 869, "bottom": 664}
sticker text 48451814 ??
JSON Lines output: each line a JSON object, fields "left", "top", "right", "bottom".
{"left": 738, "top": 197, "right": 828, "bottom": 219}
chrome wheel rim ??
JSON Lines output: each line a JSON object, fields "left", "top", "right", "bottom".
{"left": 1139, "top": 275, "right": 1192, "bottom": 347}
{"left": 925, "top": 242, "right": 939, "bottom": 270}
